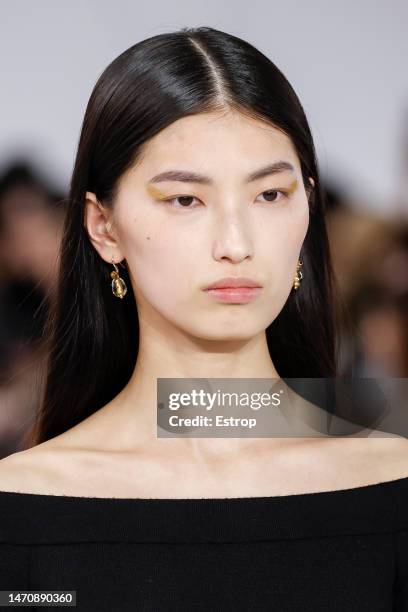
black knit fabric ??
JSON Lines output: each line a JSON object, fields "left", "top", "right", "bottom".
{"left": 1, "top": 476, "right": 408, "bottom": 611}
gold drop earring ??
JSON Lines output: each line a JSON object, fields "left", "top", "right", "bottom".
{"left": 293, "top": 259, "right": 303, "bottom": 290}
{"left": 110, "top": 257, "right": 128, "bottom": 299}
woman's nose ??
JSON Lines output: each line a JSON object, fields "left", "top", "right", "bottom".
{"left": 211, "top": 213, "right": 254, "bottom": 263}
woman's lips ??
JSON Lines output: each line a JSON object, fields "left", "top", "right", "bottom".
{"left": 204, "top": 287, "right": 262, "bottom": 303}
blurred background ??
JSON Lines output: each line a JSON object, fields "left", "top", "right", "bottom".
{"left": 0, "top": 0, "right": 407, "bottom": 457}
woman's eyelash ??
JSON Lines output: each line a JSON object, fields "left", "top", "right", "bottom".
{"left": 162, "top": 189, "right": 289, "bottom": 209}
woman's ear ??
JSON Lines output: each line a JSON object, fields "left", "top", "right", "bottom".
{"left": 306, "top": 176, "right": 315, "bottom": 197}
{"left": 84, "top": 191, "right": 125, "bottom": 263}
{"left": 306, "top": 177, "right": 316, "bottom": 212}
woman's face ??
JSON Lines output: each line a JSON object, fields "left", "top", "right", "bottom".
{"left": 87, "top": 110, "right": 311, "bottom": 341}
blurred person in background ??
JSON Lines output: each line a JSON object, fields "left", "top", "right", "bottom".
{"left": 0, "top": 161, "right": 65, "bottom": 457}
{"left": 325, "top": 185, "right": 408, "bottom": 378}
{"left": 347, "top": 226, "right": 408, "bottom": 377}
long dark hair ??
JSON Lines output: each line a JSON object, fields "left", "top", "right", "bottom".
{"left": 24, "top": 26, "right": 342, "bottom": 448}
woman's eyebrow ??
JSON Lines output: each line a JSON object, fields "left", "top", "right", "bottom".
{"left": 147, "top": 161, "right": 295, "bottom": 185}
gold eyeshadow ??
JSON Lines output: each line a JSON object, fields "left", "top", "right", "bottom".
{"left": 146, "top": 184, "right": 169, "bottom": 200}
{"left": 286, "top": 179, "right": 298, "bottom": 194}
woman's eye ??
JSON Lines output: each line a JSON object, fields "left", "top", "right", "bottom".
{"left": 162, "top": 189, "right": 288, "bottom": 209}
{"left": 163, "top": 195, "right": 199, "bottom": 208}
{"left": 256, "top": 189, "right": 287, "bottom": 203}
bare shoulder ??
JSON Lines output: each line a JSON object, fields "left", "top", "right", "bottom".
{"left": 0, "top": 403, "right": 127, "bottom": 496}
{"left": 374, "top": 435, "right": 408, "bottom": 477}
{"left": 0, "top": 406, "right": 113, "bottom": 495}
{"left": 0, "top": 439, "right": 91, "bottom": 495}
{"left": 0, "top": 441, "right": 64, "bottom": 493}
{"left": 332, "top": 434, "right": 408, "bottom": 483}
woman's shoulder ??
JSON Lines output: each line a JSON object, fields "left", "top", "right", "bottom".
{"left": 1, "top": 433, "right": 408, "bottom": 499}
{"left": 0, "top": 410, "right": 115, "bottom": 495}
{"left": 0, "top": 435, "right": 98, "bottom": 496}
{"left": 0, "top": 444, "right": 65, "bottom": 495}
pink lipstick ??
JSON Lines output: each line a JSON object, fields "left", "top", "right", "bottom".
{"left": 203, "top": 277, "right": 263, "bottom": 304}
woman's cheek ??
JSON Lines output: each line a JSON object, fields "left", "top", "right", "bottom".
{"left": 132, "top": 245, "right": 193, "bottom": 306}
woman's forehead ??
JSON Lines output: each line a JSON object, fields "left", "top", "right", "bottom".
{"left": 124, "top": 114, "right": 299, "bottom": 186}
{"left": 144, "top": 110, "right": 293, "bottom": 151}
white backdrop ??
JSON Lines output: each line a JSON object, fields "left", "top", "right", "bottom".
{"left": 1, "top": 0, "right": 407, "bottom": 216}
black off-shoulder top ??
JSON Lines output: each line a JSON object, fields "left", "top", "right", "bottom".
{"left": 1, "top": 476, "right": 408, "bottom": 611}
